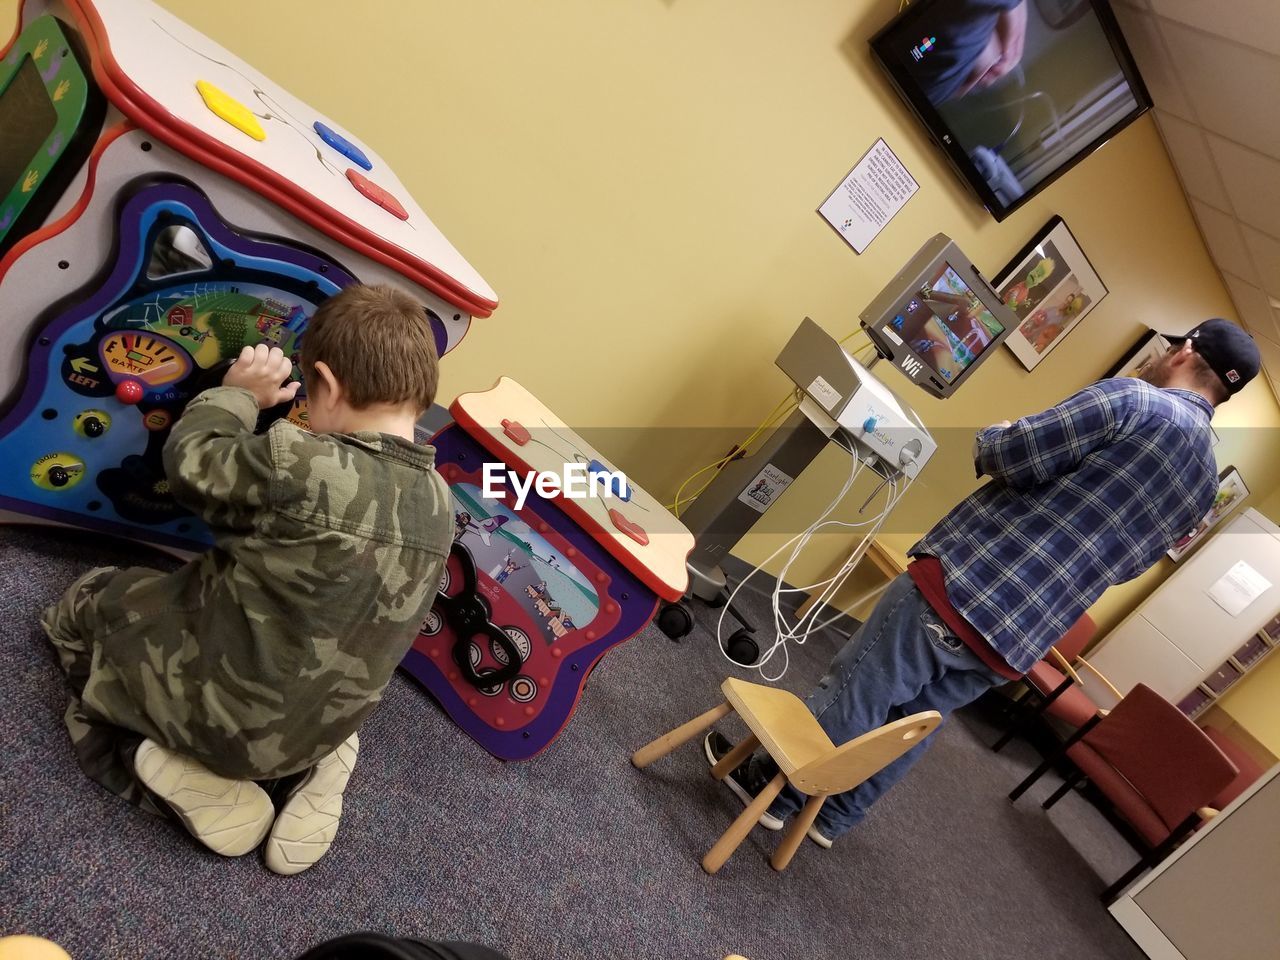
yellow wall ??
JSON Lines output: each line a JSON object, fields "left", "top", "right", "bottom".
{"left": 1257, "top": 484, "right": 1280, "bottom": 526}
{"left": 9, "top": 2, "right": 1280, "bottom": 725}
{"left": 128, "top": 0, "right": 1279, "bottom": 636}
{"left": 1219, "top": 653, "right": 1280, "bottom": 759}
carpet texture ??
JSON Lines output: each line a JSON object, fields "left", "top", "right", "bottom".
{"left": 0, "top": 527, "right": 1145, "bottom": 960}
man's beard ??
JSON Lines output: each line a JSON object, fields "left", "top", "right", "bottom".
{"left": 1138, "top": 352, "right": 1173, "bottom": 387}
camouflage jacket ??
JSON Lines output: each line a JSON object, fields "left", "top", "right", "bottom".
{"left": 79, "top": 386, "right": 450, "bottom": 779}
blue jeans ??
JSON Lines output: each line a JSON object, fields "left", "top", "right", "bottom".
{"left": 753, "top": 572, "right": 1005, "bottom": 838}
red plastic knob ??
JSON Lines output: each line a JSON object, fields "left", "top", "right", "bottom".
{"left": 115, "top": 380, "right": 145, "bottom": 405}
{"left": 501, "top": 419, "right": 530, "bottom": 445}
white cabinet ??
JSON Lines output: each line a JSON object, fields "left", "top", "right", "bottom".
{"left": 1082, "top": 509, "right": 1280, "bottom": 710}
{"left": 1109, "top": 765, "right": 1280, "bottom": 960}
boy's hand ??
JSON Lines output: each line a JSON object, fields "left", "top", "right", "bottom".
{"left": 223, "top": 344, "right": 302, "bottom": 410}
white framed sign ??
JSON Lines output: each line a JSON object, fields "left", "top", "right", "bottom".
{"left": 818, "top": 139, "right": 919, "bottom": 254}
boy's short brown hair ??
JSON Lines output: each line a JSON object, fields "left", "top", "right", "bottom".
{"left": 300, "top": 284, "right": 440, "bottom": 412}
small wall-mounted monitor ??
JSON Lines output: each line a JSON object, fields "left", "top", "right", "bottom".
{"left": 860, "top": 234, "right": 1017, "bottom": 398}
{"left": 869, "top": 0, "right": 1150, "bottom": 221}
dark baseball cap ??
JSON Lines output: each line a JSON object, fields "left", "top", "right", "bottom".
{"left": 1166, "top": 318, "right": 1260, "bottom": 397}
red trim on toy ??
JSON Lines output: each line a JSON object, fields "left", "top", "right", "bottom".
{"left": 448, "top": 397, "right": 691, "bottom": 603}
{"left": 0, "top": 121, "right": 134, "bottom": 286}
{"left": 62, "top": 0, "right": 498, "bottom": 319}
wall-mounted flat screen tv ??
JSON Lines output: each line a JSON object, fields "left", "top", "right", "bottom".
{"left": 870, "top": 0, "right": 1151, "bottom": 221}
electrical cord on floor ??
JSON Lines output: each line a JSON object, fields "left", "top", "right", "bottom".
{"left": 714, "top": 435, "right": 915, "bottom": 682}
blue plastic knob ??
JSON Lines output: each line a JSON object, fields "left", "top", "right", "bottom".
{"left": 314, "top": 121, "right": 372, "bottom": 170}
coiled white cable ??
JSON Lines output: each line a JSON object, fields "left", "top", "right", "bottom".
{"left": 758, "top": 476, "right": 910, "bottom": 680}
{"left": 715, "top": 438, "right": 916, "bottom": 682}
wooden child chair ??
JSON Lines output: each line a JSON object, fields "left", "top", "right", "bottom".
{"left": 633, "top": 677, "right": 941, "bottom": 873}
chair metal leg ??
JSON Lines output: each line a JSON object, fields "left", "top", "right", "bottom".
{"left": 1009, "top": 713, "right": 1101, "bottom": 802}
{"left": 1101, "top": 812, "right": 1200, "bottom": 905}
{"left": 711, "top": 734, "right": 761, "bottom": 781}
{"left": 992, "top": 683, "right": 1039, "bottom": 752}
{"left": 1102, "top": 857, "right": 1150, "bottom": 905}
{"left": 770, "top": 794, "right": 825, "bottom": 872}
{"left": 1042, "top": 769, "right": 1085, "bottom": 809}
{"left": 991, "top": 726, "right": 1020, "bottom": 753}
{"left": 632, "top": 702, "right": 732, "bottom": 768}
{"left": 993, "top": 678, "right": 1070, "bottom": 752}
{"left": 1009, "top": 755, "right": 1055, "bottom": 802}
{"left": 703, "top": 772, "right": 786, "bottom": 874}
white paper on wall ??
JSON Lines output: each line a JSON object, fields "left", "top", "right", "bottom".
{"left": 1207, "top": 561, "right": 1272, "bottom": 617}
{"left": 818, "top": 139, "right": 919, "bottom": 254}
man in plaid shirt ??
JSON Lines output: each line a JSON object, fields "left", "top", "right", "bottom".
{"left": 708, "top": 319, "right": 1261, "bottom": 847}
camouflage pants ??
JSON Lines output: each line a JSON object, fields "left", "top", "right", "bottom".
{"left": 42, "top": 566, "right": 164, "bottom": 815}
{"left": 43, "top": 565, "right": 356, "bottom": 814}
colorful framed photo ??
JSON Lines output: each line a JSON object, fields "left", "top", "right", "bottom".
{"left": 1168, "top": 466, "right": 1250, "bottom": 562}
{"left": 994, "top": 216, "right": 1108, "bottom": 371}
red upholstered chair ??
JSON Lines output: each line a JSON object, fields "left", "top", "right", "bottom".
{"left": 991, "top": 613, "right": 1109, "bottom": 752}
{"left": 1009, "top": 684, "right": 1238, "bottom": 904}
{"left": 1200, "top": 726, "right": 1266, "bottom": 810}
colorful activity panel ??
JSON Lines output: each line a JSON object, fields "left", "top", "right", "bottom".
{"left": 0, "top": 13, "right": 105, "bottom": 256}
{"left": 0, "top": 178, "right": 354, "bottom": 550}
{"left": 402, "top": 379, "right": 695, "bottom": 760}
{"left": 404, "top": 425, "right": 661, "bottom": 761}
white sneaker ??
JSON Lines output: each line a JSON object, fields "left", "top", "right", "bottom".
{"left": 807, "top": 823, "right": 834, "bottom": 849}
{"left": 134, "top": 739, "right": 274, "bottom": 857}
{"left": 264, "top": 733, "right": 359, "bottom": 876}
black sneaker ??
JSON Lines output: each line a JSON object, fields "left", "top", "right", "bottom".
{"left": 703, "top": 731, "right": 784, "bottom": 830}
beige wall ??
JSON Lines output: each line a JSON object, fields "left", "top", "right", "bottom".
{"left": 8, "top": 1, "right": 1280, "bottom": 722}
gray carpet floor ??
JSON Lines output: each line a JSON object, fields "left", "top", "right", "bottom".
{"left": 1, "top": 526, "right": 1147, "bottom": 960}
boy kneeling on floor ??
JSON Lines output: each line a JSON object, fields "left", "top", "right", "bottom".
{"left": 42, "top": 285, "right": 452, "bottom": 875}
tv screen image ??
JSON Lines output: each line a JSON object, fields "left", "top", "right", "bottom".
{"left": 892, "top": 263, "right": 1006, "bottom": 384}
{"left": 871, "top": 0, "right": 1150, "bottom": 220}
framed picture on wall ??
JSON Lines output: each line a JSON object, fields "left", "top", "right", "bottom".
{"left": 994, "top": 216, "right": 1108, "bottom": 371}
{"left": 1168, "top": 466, "right": 1250, "bottom": 562}
{"left": 1105, "top": 330, "right": 1168, "bottom": 379}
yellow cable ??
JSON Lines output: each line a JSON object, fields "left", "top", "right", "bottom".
{"left": 671, "top": 395, "right": 800, "bottom": 513}
{"left": 666, "top": 325, "right": 871, "bottom": 516}
{"left": 667, "top": 391, "right": 798, "bottom": 516}
{"left": 838, "top": 326, "right": 869, "bottom": 347}
{"left": 668, "top": 395, "right": 795, "bottom": 514}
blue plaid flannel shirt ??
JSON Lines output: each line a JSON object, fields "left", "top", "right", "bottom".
{"left": 911, "top": 378, "right": 1218, "bottom": 674}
